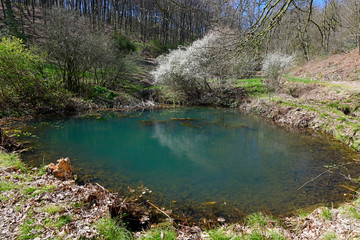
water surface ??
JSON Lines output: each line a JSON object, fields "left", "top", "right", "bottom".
{"left": 20, "top": 108, "right": 360, "bottom": 222}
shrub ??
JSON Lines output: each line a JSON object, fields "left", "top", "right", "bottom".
{"left": 262, "top": 52, "right": 294, "bottom": 91}
{"left": 112, "top": 32, "right": 136, "bottom": 54}
{"left": 40, "top": 7, "right": 114, "bottom": 93}
{"left": 145, "top": 39, "right": 176, "bottom": 58}
{"left": 0, "top": 37, "right": 44, "bottom": 113}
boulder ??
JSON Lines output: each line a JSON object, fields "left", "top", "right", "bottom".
{"left": 46, "top": 157, "right": 73, "bottom": 179}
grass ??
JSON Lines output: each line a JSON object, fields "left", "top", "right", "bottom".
{"left": 96, "top": 216, "right": 134, "bottom": 240}
{"left": 285, "top": 75, "right": 318, "bottom": 84}
{"left": 246, "top": 212, "right": 276, "bottom": 228}
{"left": 236, "top": 77, "right": 268, "bottom": 96}
{"left": 0, "top": 180, "right": 16, "bottom": 192}
{"left": 56, "top": 215, "right": 73, "bottom": 228}
{"left": 42, "top": 204, "right": 65, "bottom": 215}
{"left": 207, "top": 228, "right": 241, "bottom": 240}
{"left": 19, "top": 218, "right": 41, "bottom": 239}
{"left": 321, "top": 207, "right": 332, "bottom": 221}
{"left": 267, "top": 230, "right": 287, "bottom": 240}
{"left": 245, "top": 230, "right": 264, "bottom": 240}
{"left": 0, "top": 151, "right": 26, "bottom": 172}
{"left": 297, "top": 209, "right": 310, "bottom": 219}
{"left": 322, "top": 232, "right": 337, "bottom": 240}
{"left": 347, "top": 206, "right": 360, "bottom": 220}
{"left": 141, "top": 223, "right": 177, "bottom": 240}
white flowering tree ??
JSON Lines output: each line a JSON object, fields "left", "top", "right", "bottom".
{"left": 262, "top": 52, "right": 294, "bottom": 91}
{"left": 151, "top": 31, "right": 256, "bottom": 105}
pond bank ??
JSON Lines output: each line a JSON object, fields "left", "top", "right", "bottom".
{"left": 2, "top": 79, "right": 360, "bottom": 239}
{"left": 239, "top": 79, "right": 360, "bottom": 153}
{"left": 2, "top": 151, "right": 360, "bottom": 239}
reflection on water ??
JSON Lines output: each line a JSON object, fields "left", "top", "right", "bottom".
{"left": 20, "top": 108, "right": 360, "bottom": 222}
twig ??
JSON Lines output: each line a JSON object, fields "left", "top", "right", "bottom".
{"left": 96, "top": 183, "right": 115, "bottom": 197}
{"left": 297, "top": 171, "right": 329, "bottom": 190}
{"left": 147, "top": 200, "right": 172, "bottom": 221}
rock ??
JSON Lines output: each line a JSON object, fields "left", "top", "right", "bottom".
{"left": 46, "top": 157, "right": 73, "bottom": 180}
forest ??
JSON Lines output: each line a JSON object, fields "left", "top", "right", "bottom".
{"left": 0, "top": 0, "right": 359, "bottom": 115}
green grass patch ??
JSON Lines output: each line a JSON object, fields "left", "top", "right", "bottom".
{"left": 207, "top": 228, "right": 241, "bottom": 240}
{"left": 348, "top": 206, "right": 360, "bottom": 219}
{"left": 322, "top": 232, "right": 337, "bottom": 240}
{"left": 0, "top": 151, "right": 26, "bottom": 172}
{"left": 267, "top": 230, "right": 287, "bottom": 240}
{"left": 141, "top": 223, "right": 177, "bottom": 240}
{"left": 55, "top": 215, "right": 73, "bottom": 228}
{"left": 285, "top": 75, "right": 318, "bottom": 84}
{"left": 96, "top": 216, "right": 134, "bottom": 240}
{"left": 42, "top": 204, "right": 65, "bottom": 215}
{"left": 22, "top": 186, "right": 37, "bottom": 196}
{"left": 246, "top": 212, "right": 276, "bottom": 228}
{"left": 19, "top": 218, "right": 41, "bottom": 239}
{"left": 236, "top": 77, "right": 268, "bottom": 96}
{"left": 0, "top": 180, "right": 16, "bottom": 192}
{"left": 321, "top": 207, "right": 332, "bottom": 221}
{"left": 245, "top": 230, "right": 265, "bottom": 240}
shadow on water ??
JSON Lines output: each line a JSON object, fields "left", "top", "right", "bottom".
{"left": 16, "top": 107, "right": 360, "bottom": 223}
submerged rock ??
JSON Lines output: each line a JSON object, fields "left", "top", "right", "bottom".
{"left": 46, "top": 157, "right": 73, "bottom": 179}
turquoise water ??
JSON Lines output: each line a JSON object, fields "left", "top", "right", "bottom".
{"left": 21, "top": 108, "right": 360, "bottom": 222}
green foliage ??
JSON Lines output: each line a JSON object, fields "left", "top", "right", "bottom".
{"left": 0, "top": 37, "right": 41, "bottom": 108}
{"left": 0, "top": 37, "right": 66, "bottom": 115}
{"left": 113, "top": 32, "right": 136, "bottom": 54}
{"left": 96, "top": 216, "right": 133, "bottom": 240}
{"left": 145, "top": 39, "right": 176, "bottom": 58}
{"left": 321, "top": 207, "right": 332, "bottom": 221}
{"left": 89, "top": 85, "right": 119, "bottom": 107}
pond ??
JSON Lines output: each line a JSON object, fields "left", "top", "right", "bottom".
{"left": 19, "top": 107, "right": 360, "bottom": 222}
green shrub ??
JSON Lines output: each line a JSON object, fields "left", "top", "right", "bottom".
{"left": 113, "top": 32, "right": 136, "bottom": 54}
{"left": 146, "top": 39, "right": 176, "bottom": 58}
{"left": 0, "top": 37, "right": 66, "bottom": 115}
{"left": 0, "top": 37, "right": 42, "bottom": 109}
